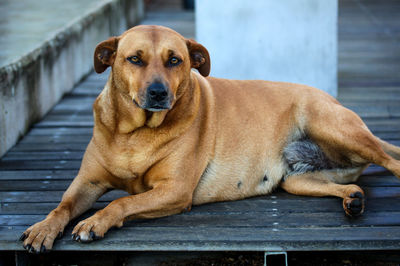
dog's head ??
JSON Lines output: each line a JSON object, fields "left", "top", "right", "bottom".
{"left": 94, "top": 25, "right": 210, "bottom": 112}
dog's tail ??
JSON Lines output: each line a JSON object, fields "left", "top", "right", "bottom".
{"left": 378, "top": 137, "right": 400, "bottom": 160}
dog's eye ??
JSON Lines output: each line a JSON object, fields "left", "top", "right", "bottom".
{"left": 168, "top": 57, "right": 181, "bottom": 67}
{"left": 127, "top": 56, "right": 143, "bottom": 66}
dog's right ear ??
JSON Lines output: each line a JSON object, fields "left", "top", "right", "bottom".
{"left": 94, "top": 37, "right": 119, "bottom": 73}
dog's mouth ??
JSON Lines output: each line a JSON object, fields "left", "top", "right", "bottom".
{"left": 145, "top": 105, "right": 171, "bottom": 112}
{"left": 133, "top": 99, "right": 171, "bottom": 112}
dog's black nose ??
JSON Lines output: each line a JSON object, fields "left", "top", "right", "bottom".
{"left": 147, "top": 83, "right": 168, "bottom": 102}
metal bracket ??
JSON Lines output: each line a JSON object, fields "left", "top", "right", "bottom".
{"left": 264, "top": 251, "right": 288, "bottom": 266}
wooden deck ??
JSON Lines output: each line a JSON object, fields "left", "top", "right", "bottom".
{"left": 1, "top": 0, "right": 400, "bottom": 255}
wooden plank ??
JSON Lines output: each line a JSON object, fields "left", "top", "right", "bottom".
{"left": 339, "top": 48, "right": 400, "bottom": 58}
{"left": 0, "top": 170, "right": 78, "bottom": 181}
{"left": 339, "top": 87, "right": 400, "bottom": 93}
{"left": 1, "top": 226, "right": 400, "bottom": 251}
{"left": 0, "top": 187, "right": 398, "bottom": 204}
{"left": 2, "top": 151, "right": 84, "bottom": 161}
{"left": 363, "top": 187, "right": 400, "bottom": 198}
{"left": 11, "top": 143, "right": 88, "bottom": 152}
{"left": 363, "top": 120, "right": 400, "bottom": 132}
{"left": 19, "top": 135, "right": 91, "bottom": 144}
{"left": 344, "top": 105, "right": 400, "bottom": 119}
{"left": 3, "top": 210, "right": 400, "bottom": 228}
{"left": 389, "top": 106, "right": 400, "bottom": 117}
{"left": 50, "top": 98, "right": 95, "bottom": 112}
{"left": 28, "top": 127, "right": 93, "bottom": 136}
{"left": 85, "top": 74, "right": 109, "bottom": 83}
{"left": 34, "top": 121, "right": 94, "bottom": 128}
{"left": 51, "top": 101, "right": 95, "bottom": 111}
{"left": 40, "top": 114, "right": 94, "bottom": 122}
{"left": 0, "top": 202, "right": 108, "bottom": 215}
{"left": 0, "top": 160, "right": 81, "bottom": 170}
{"left": 339, "top": 91, "right": 400, "bottom": 100}
{"left": 48, "top": 109, "right": 93, "bottom": 116}
{"left": 366, "top": 131, "right": 400, "bottom": 140}
{"left": 0, "top": 180, "right": 72, "bottom": 191}
{"left": 338, "top": 65, "right": 400, "bottom": 80}
{"left": 0, "top": 190, "right": 130, "bottom": 203}
{"left": 343, "top": 105, "right": 391, "bottom": 118}
{"left": 363, "top": 164, "right": 396, "bottom": 176}
{"left": 60, "top": 95, "right": 97, "bottom": 102}
{"left": 1, "top": 197, "right": 400, "bottom": 215}
{"left": 357, "top": 175, "right": 400, "bottom": 186}
{"left": 70, "top": 87, "right": 102, "bottom": 97}
{"left": 342, "top": 100, "right": 400, "bottom": 108}
{"left": 77, "top": 79, "right": 106, "bottom": 86}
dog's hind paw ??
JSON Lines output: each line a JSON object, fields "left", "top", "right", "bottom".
{"left": 343, "top": 191, "right": 365, "bottom": 217}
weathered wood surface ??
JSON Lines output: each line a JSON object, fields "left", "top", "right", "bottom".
{"left": 1, "top": 0, "right": 400, "bottom": 252}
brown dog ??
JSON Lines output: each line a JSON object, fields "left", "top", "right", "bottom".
{"left": 20, "top": 25, "right": 400, "bottom": 253}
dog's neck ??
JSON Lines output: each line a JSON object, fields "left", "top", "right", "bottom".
{"left": 94, "top": 72, "right": 200, "bottom": 135}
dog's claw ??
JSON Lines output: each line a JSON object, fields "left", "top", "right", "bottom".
{"left": 57, "top": 231, "right": 63, "bottom": 239}
{"left": 19, "top": 233, "right": 26, "bottom": 241}
{"left": 350, "top": 191, "right": 363, "bottom": 199}
{"left": 89, "top": 231, "right": 102, "bottom": 240}
{"left": 73, "top": 234, "right": 80, "bottom": 242}
{"left": 89, "top": 231, "right": 95, "bottom": 240}
{"left": 40, "top": 245, "right": 46, "bottom": 253}
{"left": 28, "top": 246, "right": 35, "bottom": 253}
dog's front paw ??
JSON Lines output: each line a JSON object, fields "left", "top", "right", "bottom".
{"left": 343, "top": 191, "right": 365, "bottom": 217}
{"left": 20, "top": 218, "right": 64, "bottom": 253}
{"left": 71, "top": 213, "right": 123, "bottom": 243}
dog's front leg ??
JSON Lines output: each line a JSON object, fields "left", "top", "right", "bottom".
{"left": 20, "top": 145, "right": 112, "bottom": 253}
{"left": 71, "top": 180, "right": 193, "bottom": 243}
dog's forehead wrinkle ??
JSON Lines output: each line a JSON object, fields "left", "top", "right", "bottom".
{"left": 119, "top": 37, "right": 185, "bottom": 61}
{"left": 151, "top": 27, "right": 159, "bottom": 48}
{"left": 166, "top": 48, "right": 185, "bottom": 59}
{"left": 168, "top": 49, "right": 177, "bottom": 56}
{"left": 118, "top": 26, "right": 187, "bottom": 59}
{"left": 118, "top": 37, "right": 152, "bottom": 55}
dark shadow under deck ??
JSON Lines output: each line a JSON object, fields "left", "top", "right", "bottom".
{"left": 1, "top": 0, "right": 400, "bottom": 254}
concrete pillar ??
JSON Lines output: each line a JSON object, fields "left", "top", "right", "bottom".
{"left": 195, "top": 0, "right": 338, "bottom": 96}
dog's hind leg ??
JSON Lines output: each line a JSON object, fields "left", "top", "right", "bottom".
{"left": 306, "top": 103, "right": 400, "bottom": 178}
{"left": 280, "top": 169, "right": 365, "bottom": 217}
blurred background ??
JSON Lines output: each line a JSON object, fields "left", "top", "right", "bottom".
{"left": 1, "top": 0, "right": 399, "bottom": 158}
{"left": 1, "top": 0, "right": 399, "bottom": 157}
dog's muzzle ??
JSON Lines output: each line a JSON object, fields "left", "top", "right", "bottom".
{"left": 142, "top": 82, "right": 172, "bottom": 112}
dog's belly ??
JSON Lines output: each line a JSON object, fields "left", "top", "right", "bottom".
{"left": 192, "top": 157, "right": 285, "bottom": 205}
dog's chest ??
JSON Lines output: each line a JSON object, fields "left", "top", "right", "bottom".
{"left": 97, "top": 137, "right": 155, "bottom": 179}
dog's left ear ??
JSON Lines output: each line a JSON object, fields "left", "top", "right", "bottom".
{"left": 186, "top": 39, "right": 211, "bottom": 77}
{"left": 94, "top": 36, "right": 119, "bottom": 73}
